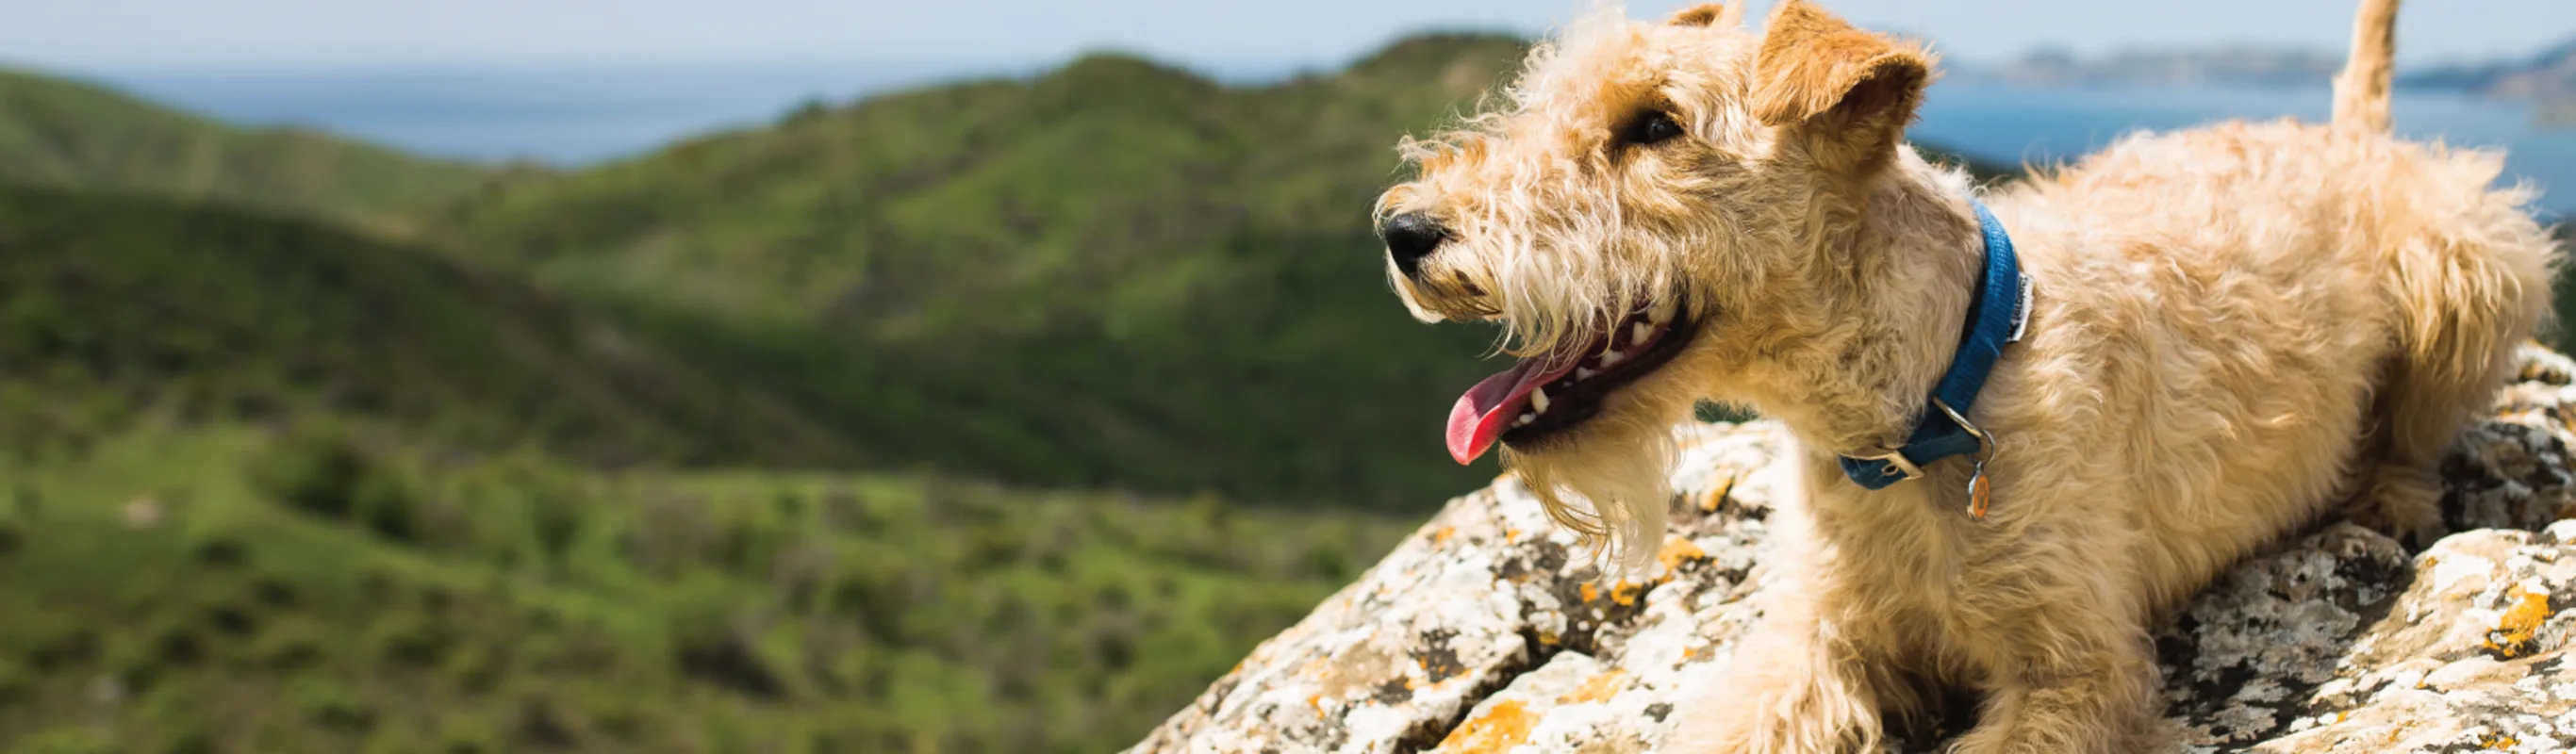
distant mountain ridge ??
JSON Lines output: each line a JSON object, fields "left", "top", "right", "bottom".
{"left": 1957, "top": 45, "right": 2347, "bottom": 87}
{"left": 1945, "top": 34, "right": 2576, "bottom": 130}
{"left": 2402, "top": 37, "right": 2576, "bottom": 127}
{"left": 0, "top": 66, "right": 508, "bottom": 231}
{"left": 1955, "top": 34, "right": 2576, "bottom": 97}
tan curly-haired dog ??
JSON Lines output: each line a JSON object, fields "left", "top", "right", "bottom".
{"left": 1373, "top": 0, "right": 2559, "bottom": 750}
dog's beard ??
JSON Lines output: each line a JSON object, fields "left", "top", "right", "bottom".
{"left": 1502, "top": 409, "right": 1678, "bottom": 577}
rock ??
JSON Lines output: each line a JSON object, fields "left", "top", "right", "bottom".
{"left": 1127, "top": 345, "right": 2576, "bottom": 754}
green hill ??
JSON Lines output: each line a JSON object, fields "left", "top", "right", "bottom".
{"left": 0, "top": 67, "right": 502, "bottom": 231}
{"left": 0, "top": 184, "right": 854, "bottom": 467}
{"left": 0, "top": 183, "right": 1417, "bottom": 753}
{"left": 0, "top": 419, "right": 1411, "bottom": 754}
{"left": 428, "top": 35, "right": 1548, "bottom": 508}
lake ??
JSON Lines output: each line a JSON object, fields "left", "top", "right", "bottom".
{"left": 105, "top": 68, "right": 2576, "bottom": 214}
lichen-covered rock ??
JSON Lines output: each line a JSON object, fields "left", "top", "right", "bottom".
{"left": 1129, "top": 345, "right": 2576, "bottom": 754}
{"left": 2246, "top": 523, "right": 2576, "bottom": 752}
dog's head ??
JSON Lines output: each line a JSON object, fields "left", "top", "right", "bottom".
{"left": 1374, "top": 0, "right": 1940, "bottom": 566}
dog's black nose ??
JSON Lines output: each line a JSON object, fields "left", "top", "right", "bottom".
{"left": 1380, "top": 212, "right": 1448, "bottom": 278}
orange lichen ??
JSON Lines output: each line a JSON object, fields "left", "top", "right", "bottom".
{"left": 1658, "top": 536, "right": 1709, "bottom": 571}
{"left": 2484, "top": 584, "right": 2552, "bottom": 659}
{"left": 1431, "top": 527, "right": 1459, "bottom": 546}
{"left": 1580, "top": 580, "right": 1647, "bottom": 606}
{"left": 1698, "top": 471, "right": 1739, "bottom": 513}
{"left": 1566, "top": 579, "right": 1648, "bottom": 607}
{"left": 1609, "top": 580, "right": 1644, "bottom": 606}
{"left": 1558, "top": 669, "right": 1628, "bottom": 704}
{"left": 1432, "top": 699, "right": 1537, "bottom": 753}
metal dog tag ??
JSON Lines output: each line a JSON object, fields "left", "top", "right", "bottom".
{"left": 1965, "top": 460, "right": 1991, "bottom": 519}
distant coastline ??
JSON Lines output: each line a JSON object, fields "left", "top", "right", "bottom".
{"left": 1950, "top": 45, "right": 2344, "bottom": 88}
{"left": 1951, "top": 37, "right": 2576, "bottom": 130}
{"left": 49, "top": 39, "right": 2576, "bottom": 217}
{"left": 1909, "top": 81, "right": 2576, "bottom": 217}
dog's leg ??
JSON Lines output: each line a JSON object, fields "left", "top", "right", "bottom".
{"left": 2349, "top": 228, "right": 2551, "bottom": 548}
{"left": 1942, "top": 662, "right": 2160, "bottom": 754}
{"left": 1670, "top": 596, "right": 1889, "bottom": 753}
{"left": 1940, "top": 566, "right": 2162, "bottom": 754}
{"left": 2344, "top": 375, "right": 2459, "bottom": 549}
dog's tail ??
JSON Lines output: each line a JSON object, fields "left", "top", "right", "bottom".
{"left": 2332, "top": 0, "right": 2401, "bottom": 133}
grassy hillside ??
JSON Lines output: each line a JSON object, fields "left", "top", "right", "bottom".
{"left": 0, "top": 184, "right": 857, "bottom": 468}
{"left": 0, "top": 183, "right": 1419, "bottom": 752}
{"left": 0, "top": 420, "right": 1412, "bottom": 754}
{"left": 0, "top": 67, "right": 500, "bottom": 231}
{"left": 429, "top": 35, "right": 1538, "bottom": 508}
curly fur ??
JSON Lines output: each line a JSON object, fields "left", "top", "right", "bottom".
{"left": 1374, "top": 0, "right": 2562, "bottom": 750}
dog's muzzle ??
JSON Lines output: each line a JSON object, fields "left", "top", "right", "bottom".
{"left": 1380, "top": 211, "right": 1448, "bottom": 279}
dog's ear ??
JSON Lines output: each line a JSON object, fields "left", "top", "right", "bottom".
{"left": 1666, "top": 3, "right": 1742, "bottom": 27}
{"left": 1751, "top": 0, "right": 1933, "bottom": 172}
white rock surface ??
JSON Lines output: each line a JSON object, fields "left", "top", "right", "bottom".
{"left": 1130, "top": 346, "right": 2576, "bottom": 753}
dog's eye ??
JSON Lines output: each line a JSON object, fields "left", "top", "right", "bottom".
{"left": 1622, "top": 110, "right": 1684, "bottom": 146}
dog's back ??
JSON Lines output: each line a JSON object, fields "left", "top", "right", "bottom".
{"left": 1970, "top": 0, "right": 2560, "bottom": 606}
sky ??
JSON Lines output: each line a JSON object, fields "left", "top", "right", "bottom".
{"left": 7, "top": 0, "right": 2569, "bottom": 75}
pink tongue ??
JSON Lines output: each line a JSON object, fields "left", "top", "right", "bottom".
{"left": 1445, "top": 353, "right": 1582, "bottom": 465}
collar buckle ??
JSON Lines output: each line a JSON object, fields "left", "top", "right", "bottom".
{"left": 1853, "top": 448, "right": 1926, "bottom": 483}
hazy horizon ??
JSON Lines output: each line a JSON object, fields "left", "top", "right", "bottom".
{"left": 7, "top": 1, "right": 2568, "bottom": 77}
{"left": 9, "top": 2, "right": 2567, "bottom": 211}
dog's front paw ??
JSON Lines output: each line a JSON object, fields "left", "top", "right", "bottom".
{"left": 1664, "top": 697, "right": 1801, "bottom": 754}
{"left": 1663, "top": 664, "right": 1883, "bottom": 754}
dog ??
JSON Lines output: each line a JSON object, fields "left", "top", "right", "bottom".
{"left": 1372, "top": 0, "right": 2559, "bottom": 750}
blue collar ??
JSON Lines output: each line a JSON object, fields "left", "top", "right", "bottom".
{"left": 1837, "top": 199, "right": 2033, "bottom": 494}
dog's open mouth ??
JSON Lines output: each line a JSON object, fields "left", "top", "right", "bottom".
{"left": 1445, "top": 298, "right": 1698, "bottom": 464}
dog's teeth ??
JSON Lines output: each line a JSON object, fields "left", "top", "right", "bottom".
{"left": 1631, "top": 322, "right": 1653, "bottom": 346}
{"left": 1649, "top": 298, "right": 1676, "bottom": 323}
{"left": 1531, "top": 388, "right": 1551, "bottom": 413}
{"left": 1576, "top": 367, "right": 1596, "bottom": 380}
{"left": 1514, "top": 414, "right": 1534, "bottom": 427}
{"left": 1599, "top": 350, "right": 1625, "bottom": 368}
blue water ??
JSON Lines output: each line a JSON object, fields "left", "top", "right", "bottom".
{"left": 102, "top": 58, "right": 1285, "bottom": 167}
{"left": 98, "top": 69, "right": 2576, "bottom": 214}
{"left": 1913, "top": 82, "right": 2576, "bottom": 216}
{"left": 107, "top": 62, "right": 1028, "bottom": 166}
